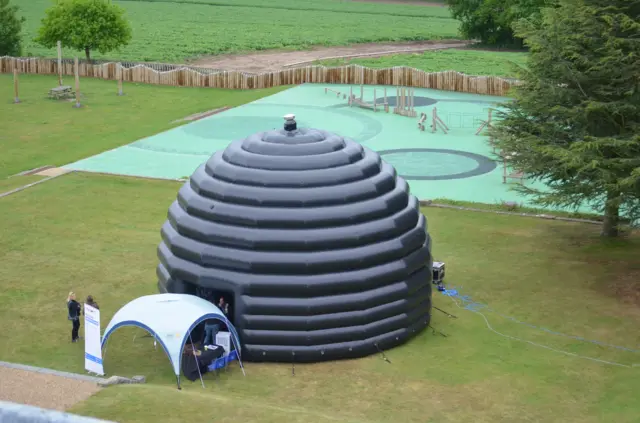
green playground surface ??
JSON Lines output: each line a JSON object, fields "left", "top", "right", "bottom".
{"left": 63, "top": 84, "right": 578, "bottom": 211}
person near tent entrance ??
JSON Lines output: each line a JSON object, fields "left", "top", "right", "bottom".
{"left": 100, "top": 294, "right": 245, "bottom": 390}
{"left": 202, "top": 296, "right": 230, "bottom": 348}
{"left": 66, "top": 292, "right": 82, "bottom": 343}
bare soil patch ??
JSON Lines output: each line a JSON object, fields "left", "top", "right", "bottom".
{"left": 0, "top": 367, "right": 101, "bottom": 411}
{"left": 36, "top": 167, "right": 71, "bottom": 177}
{"left": 189, "top": 40, "right": 470, "bottom": 73}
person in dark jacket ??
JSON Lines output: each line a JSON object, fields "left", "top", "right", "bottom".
{"left": 67, "top": 292, "right": 82, "bottom": 342}
{"left": 86, "top": 295, "right": 99, "bottom": 310}
{"left": 202, "top": 296, "right": 230, "bottom": 348}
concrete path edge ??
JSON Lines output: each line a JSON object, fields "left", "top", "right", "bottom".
{"left": 0, "top": 360, "right": 105, "bottom": 384}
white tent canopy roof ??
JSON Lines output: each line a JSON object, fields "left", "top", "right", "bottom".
{"left": 101, "top": 293, "right": 241, "bottom": 385}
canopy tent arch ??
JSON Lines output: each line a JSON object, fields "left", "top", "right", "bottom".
{"left": 101, "top": 294, "right": 244, "bottom": 389}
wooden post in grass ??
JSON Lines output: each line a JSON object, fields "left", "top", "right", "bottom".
{"left": 57, "top": 41, "right": 63, "bottom": 86}
{"left": 13, "top": 67, "right": 20, "bottom": 104}
{"left": 73, "top": 57, "right": 81, "bottom": 108}
{"left": 117, "top": 63, "right": 124, "bottom": 96}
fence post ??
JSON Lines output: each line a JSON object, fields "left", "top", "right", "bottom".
{"left": 117, "top": 63, "right": 124, "bottom": 96}
{"left": 13, "top": 67, "right": 20, "bottom": 104}
{"left": 73, "top": 57, "right": 81, "bottom": 108}
{"left": 57, "top": 41, "right": 63, "bottom": 86}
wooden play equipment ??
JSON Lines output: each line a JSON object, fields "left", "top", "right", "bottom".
{"left": 475, "top": 108, "right": 498, "bottom": 153}
{"left": 475, "top": 108, "right": 493, "bottom": 135}
{"left": 418, "top": 113, "right": 427, "bottom": 131}
{"left": 348, "top": 85, "right": 389, "bottom": 113}
{"left": 431, "top": 107, "right": 449, "bottom": 134}
{"left": 502, "top": 152, "right": 525, "bottom": 183}
{"left": 393, "top": 87, "right": 417, "bottom": 118}
{"left": 325, "top": 87, "right": 347, "bottom": 99}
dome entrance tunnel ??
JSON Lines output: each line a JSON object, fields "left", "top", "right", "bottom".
{"left": 157, "top": 114, "right": 434, "bottom": 362}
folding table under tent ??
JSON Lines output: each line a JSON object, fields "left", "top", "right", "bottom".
{"left": 101, "top": 293, "right": 244, "bottom": 389}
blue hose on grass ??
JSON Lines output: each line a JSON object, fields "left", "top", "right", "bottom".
{"left": 440, "top": 287, "right": 640, "bottom": 354}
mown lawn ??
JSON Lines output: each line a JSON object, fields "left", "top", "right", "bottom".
{"left": 0, "top": 173, "right": 638, "bottom": 423}
{"left": 17, "top": 0, "right": 459, "bottom": 62}
{"left": 0, "top": 175, "right": 46, "bottom": 194}
{"left": 0, "top": 74, "right": 286, "bottom": 178}
{"left": 318, "top": 49, "right": 529, "bottom": 78}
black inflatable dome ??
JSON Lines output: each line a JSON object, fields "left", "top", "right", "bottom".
{"left": 157, "top": 115, "right": 433, "bottom": 362}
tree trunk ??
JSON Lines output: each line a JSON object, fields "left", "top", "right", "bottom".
{"left": 601, "top": 192, "right": 621, "bottom": 237}
{"left": 84, "top": 47, "right": 91, "bottom": 64}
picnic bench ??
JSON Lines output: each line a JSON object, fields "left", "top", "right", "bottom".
{"left": 49, "top": 85, "right": 74, "bottom": 100}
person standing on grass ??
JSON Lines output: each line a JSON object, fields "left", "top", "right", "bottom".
{"left": 86, "top": 295, "right": 99, "bottom": 310}
{"left": 67, "top": 292, "right": 82, "bottom": 343}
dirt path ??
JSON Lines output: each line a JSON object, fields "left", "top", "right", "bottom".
{"left": 0, "top": 367, "right": 101, "bottom": 411}
{"left": 189, "top": 40, "right": 470, "bottom": 73}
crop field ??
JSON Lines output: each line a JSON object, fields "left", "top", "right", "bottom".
{"left": 18, "top": 0, "right": 460, "bottom": 62}
{"left": 119, "top": 0, "right": 454, "bottom": 18}
{"left": 318, "top": 49, "right": 529, "bottom": 78}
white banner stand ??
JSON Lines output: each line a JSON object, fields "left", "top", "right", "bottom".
{"left": 84, "top": 304, "right": 104, "bottom": 376}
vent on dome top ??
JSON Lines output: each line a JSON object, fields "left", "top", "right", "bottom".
{"left": 283, "top": 114, "right": 297, "bottom": 132}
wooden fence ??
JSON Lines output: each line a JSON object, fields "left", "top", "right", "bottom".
{"left": 0, "top": 56, "right": 519, "bottom": 96}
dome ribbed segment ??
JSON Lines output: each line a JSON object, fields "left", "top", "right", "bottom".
{"left": 158, "top": 124, "right": 433, "bottom": 362}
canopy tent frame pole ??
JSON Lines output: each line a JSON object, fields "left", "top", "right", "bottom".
{"left": 224, "top": 317, "right": 246, "bottom": 376}
{"left": 189, "top": 333, "right": 206, "bottom": 389}
{"left": 232, "top": 332, "right": 246, "bottom": 376}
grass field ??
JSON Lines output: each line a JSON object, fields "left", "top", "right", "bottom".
{"left": 1, "top": 74, "right": 639, "bottom": 422}
{"left": 318, "top": 49, "right": 529, "bottom": 78}
{"left": 0, "top": 173, "right": 638, "bottom": 422}
{"left": 18, "top": 0, "right": 459, "bottom": 62}
{"left": 0, "top": 74, "right": 286, "bottom": 179}
{"left": 0, "top": 174, "right": 45, "bottom": 194}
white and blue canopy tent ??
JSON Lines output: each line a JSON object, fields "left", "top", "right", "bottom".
{"left": 101, "top": 293, "right": 244, "bottom": 389}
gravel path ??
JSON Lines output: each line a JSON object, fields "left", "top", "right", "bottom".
{"left": 189, "top": 40, "right": 470, "bottom": 72}
{"left": 0, "top": 367, "right": 101, "bottom": 411}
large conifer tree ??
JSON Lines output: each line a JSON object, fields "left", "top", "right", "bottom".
{"left": 491, "top": 0, "right": 640, "bottom": 236}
